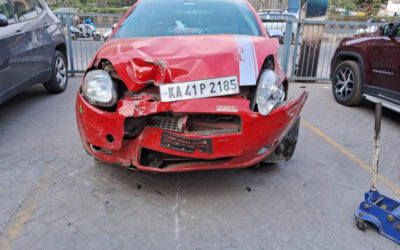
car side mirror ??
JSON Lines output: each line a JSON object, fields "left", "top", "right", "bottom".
{"left": 268, "top": 29, "right": 284, "bottom": 44}
{"left": 0, "top": 14, "right": 8, "bottom": 27}
{"left": 381, "top": 23, "right": 394, "bottom": 36}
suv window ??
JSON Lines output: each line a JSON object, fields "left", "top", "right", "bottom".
{"left": 0, "top": 0, "right": 16, "bottom": 24}
{"left": 13, "top": 0, "right": 41, "bottom": 21}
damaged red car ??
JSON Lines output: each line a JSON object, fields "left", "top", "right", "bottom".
{"left": 76, "top": 0, "right": 308, "bottom": 172}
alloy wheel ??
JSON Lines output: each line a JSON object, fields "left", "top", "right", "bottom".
{"left": 334, "top": 67, "right": 354, "bottom": 100}
{"left": 55, "top": 57, "right": 67, "bottom": 88}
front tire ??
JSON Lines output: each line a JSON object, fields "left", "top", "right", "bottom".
{"left": 44, "top": 51, "right": 68, "bottom": 94}
{"left": 332, "top": 60, "right": 363, "bottom": 106}
{"left": 262, "top": 118, "right": 300, "bottom": 164}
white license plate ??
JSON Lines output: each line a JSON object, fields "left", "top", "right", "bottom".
{"left": 159, "top": 76, "right": 239, "bottom": 102}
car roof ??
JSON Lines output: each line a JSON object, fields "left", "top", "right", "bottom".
{"left": 53, "top": 8, "right": 80, "bottom": 14}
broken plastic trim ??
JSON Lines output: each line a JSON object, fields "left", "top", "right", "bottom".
{"left": 89, "top": 144, "right": 112, "bottom": 154}
{"left": 160, "top": 132, "right": 213, "bottom": 154}
{"left": 139, "top": 148, "right": 232, "bottom": 169}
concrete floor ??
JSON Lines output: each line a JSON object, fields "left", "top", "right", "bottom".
{"left": 0, "top": 77, "right": 399, "bottom": 249}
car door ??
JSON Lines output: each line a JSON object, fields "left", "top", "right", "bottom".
{"left": 29, "top": 0, "right": 53, "bottom": 75}
{"left": 370, "top": 24, "right": 400, "bottom": 101}
{"left": 0, "top": 0, "right": 33, "bottom": 98}
{"left": 11, "top": 0, "right": 46, "bottom": 75}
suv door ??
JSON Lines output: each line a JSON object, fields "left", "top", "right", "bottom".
{"left": 0, "top": 0, "right": 33, "bottom": 98}
{"left": 370, "top": 23, "right": 400, "bottom": 102}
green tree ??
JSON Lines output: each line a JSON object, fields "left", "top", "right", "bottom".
{"left": 355, "top": 0, "right": 388, "bottom": 15}
{"left": 331, "top": 0, "right": 357, "bottom": 11}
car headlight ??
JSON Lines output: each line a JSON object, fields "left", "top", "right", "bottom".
{"left": 82, "top": 70, "right": 117, "bottom": 108}
{"left": 255, "top": 69, "right": 285, "bottom": 116}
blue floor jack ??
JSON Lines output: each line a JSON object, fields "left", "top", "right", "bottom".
{"left": 355, "top": 103, "right": 400, "bottom": 244}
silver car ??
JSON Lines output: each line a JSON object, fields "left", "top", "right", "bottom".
{"left": 259, "top": 11, "right": 298, "bottom": 44}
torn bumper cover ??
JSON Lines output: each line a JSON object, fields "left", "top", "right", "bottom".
{"left": 76, "top": 91, "right": 308, "bottom": 172}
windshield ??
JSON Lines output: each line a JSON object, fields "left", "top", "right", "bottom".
{"left": 113, "top": 0, "right": 262, "bottom": 38}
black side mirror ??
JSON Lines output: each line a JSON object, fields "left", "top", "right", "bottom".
{"left": 381, "top": 23, "right": 392, "bottom": 36}
{"left": 0, "top": 14, "right": 8, "bottom": 27}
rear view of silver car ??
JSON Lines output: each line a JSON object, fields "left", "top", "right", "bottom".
{"left": 259, "top": 10, "right": 298, "bottom": 44}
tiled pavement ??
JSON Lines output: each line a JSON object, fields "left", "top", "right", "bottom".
{"left": 0, "top": 77, "right": 399, "bottom": 249}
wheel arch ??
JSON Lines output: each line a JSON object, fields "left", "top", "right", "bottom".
{"left": 55, "top": 42, "right": 68, "bottom": 68}
{"left": 331, "top": 51, "right": 365, "bottom": 85}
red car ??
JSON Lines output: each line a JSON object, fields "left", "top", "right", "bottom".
{"left": 76, "top": 0, "right": 308, "bottom": 172}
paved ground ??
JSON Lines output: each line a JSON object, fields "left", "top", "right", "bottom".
{"left": 0, "top": 77, "right": 400, "bottom": 250}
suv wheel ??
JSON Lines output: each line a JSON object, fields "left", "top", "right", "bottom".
{"left": 332, "top": 60, "right": 363, "bottom": 106}
{"left": 44, "top": 51, "right": 68, "bottom": 93}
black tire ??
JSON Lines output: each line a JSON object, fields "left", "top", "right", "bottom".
{"left": 332, "top": 60, "right": 363, "bottom": 106}
{"left": 356, "top": 218, "right": 369, "bottom": 231}
{"left": 95, "top": 34, "right": 102, "bottom": 41}
{"left": 44, "top": 50, "right": 68, "bottom": 94}
{"left": 262, "top": 118, "right": 300, "bottom": 164}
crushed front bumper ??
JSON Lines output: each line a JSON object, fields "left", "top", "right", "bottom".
{"left": 76, "top": 91, "right": 308, "bottom": 172}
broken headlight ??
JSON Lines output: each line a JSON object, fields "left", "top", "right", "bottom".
{"left": 82, "top": 70, "right": 117, "bottom": 108}
{"left": 255, "top": 69, "right": 285, "bottom": 116}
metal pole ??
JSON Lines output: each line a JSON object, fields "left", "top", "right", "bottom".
{"left": 66, "top": 13, "right": 75, "bottom": 77}
{"left": 281, "top": 20, "right": 293, "bottom": 73}
{"left": 290, "top": 21, "right": 301, "bottom": 78}
{"left": 371, "top": 102, "right": 382, "bottom": 192}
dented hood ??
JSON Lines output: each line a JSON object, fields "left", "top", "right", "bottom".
{"left": 94, "top": 35, "right": 279, "bottom": 91}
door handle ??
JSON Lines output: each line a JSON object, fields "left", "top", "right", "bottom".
{"left": 15, "top": 30, "right": 25, "bottom": 36}
{"left": 43, "top": 23, "right": 50, "bottom": 28}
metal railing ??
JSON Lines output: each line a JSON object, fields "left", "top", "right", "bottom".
{"left": 58, "top": 13, "right": 382, "bottom": 82}
{"left": 279, "top": 20, "right": 381, "bottom": 82}
{"left": 56, "top": 13, "right": 124, "bottom": 75}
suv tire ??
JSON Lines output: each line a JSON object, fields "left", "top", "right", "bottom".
{"left": 44, "top": 50, "right": 68, "bottom": 94}
{"left": 332, "top": 60, "right": 363, "bottom": 106}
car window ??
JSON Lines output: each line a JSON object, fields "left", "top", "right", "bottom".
{"left": 259, "top": 14, "right": 267, "bottom": 20}
{"left": 269, "top": 14, "right": 284, "bottom": 20}
{"left": 0, "top": 0, "right": 16, "bottom": 24}
{"left": 114, "top": 0, "right": 262, "bottom": 38}
{"left": 34, "top": 0, "right": 43, "bottom": 14}
{"left": 284, "top": 15, "right": 296, "bottom": 20}
{"left": 13, "top": 0, "right": 40, "bottom": 21}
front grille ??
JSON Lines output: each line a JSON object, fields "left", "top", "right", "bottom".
{"left": 148, "top": 114, "right": 241, "bottom": 135}
{"left": 148, "top": 115, "right": 185, "bottom": 132}
{"left": 140, "top": 148, "right": 232, "bottom": 169}
{"left": 186, "top": 114, "right": 241, "bottom": 135}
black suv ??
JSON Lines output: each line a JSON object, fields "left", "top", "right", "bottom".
{"left": 0, "top": 0, "right": 68, "bottom": 104}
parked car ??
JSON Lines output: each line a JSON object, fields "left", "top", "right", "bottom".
{"left": 355, "top": 18, "right": 386, "bottom": 35}
{"left": 259, "top": 10, "right": 299, "bottom": 44}
{"left": 76, "top": 0, "right": 308, "bottom": 172}
{"left": 331, "top": 20, "right": 400, "bottom": 113}
{"left": 0, "top": 0, "right": 68, "bottom": 104}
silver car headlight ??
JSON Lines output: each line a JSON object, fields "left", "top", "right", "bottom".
{"left": 255, "top": 69, "right": 285, "bottom": 116}
{"left": 82, "top": 70, "right": 117, "bottom": 108}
